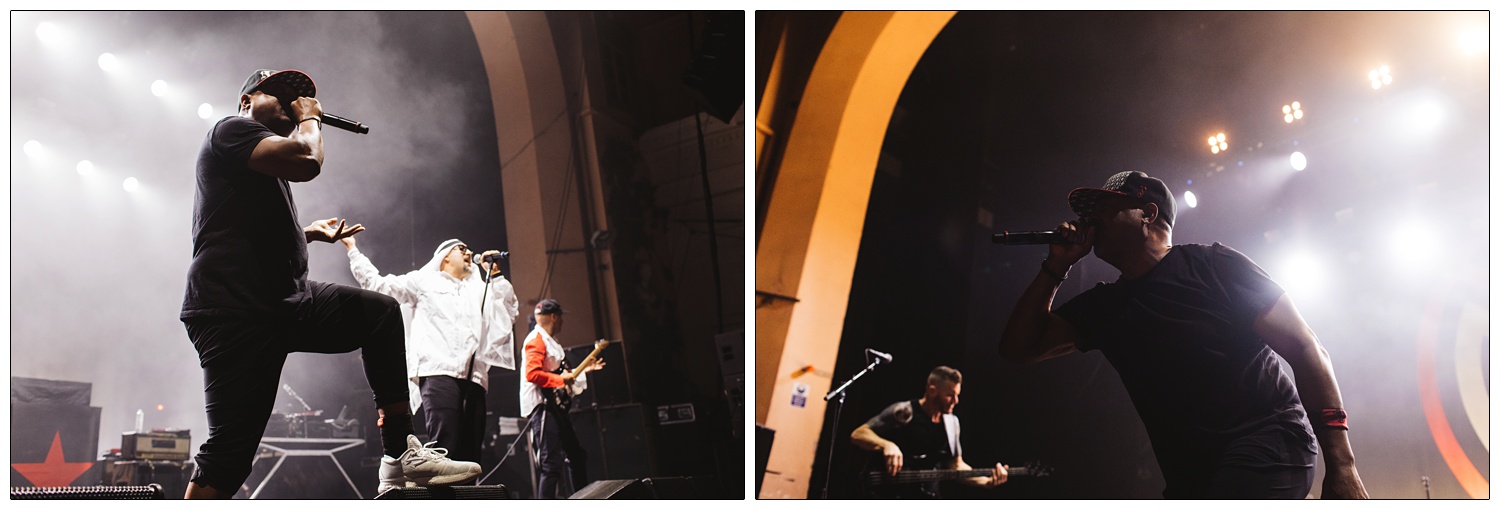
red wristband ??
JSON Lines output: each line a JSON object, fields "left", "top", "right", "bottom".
{"left": 1320, "top": 408, "right": 1348, "bottom": 430}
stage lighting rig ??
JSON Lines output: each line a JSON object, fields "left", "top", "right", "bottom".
{"left": 1207, "top": 133, "right": 1227, "bottom": 154}
{"left": 1282, "top": 101, "right": 1304, "bottom": 123}
{"left": 35, "top": 22, "right": 61, "bottom": 44}
{"left": 1369, "top": 66, "right": 1392, "bottom": 90}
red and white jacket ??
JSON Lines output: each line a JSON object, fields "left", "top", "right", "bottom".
{"left": 519, "top": 325, "right": 587, "bottom": 417}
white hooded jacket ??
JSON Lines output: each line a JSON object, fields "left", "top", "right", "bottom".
{"left": 347, "top": 239, "right": 519, "bottom": 412}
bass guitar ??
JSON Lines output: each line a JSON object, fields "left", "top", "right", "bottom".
{"left": 858, "top": 454, "right": 1051, "bottom": 499}
{"left": 545, "top": 339, "right": 609, "bottom": 410}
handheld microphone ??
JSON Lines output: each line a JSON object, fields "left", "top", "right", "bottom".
{"left": 865, "top": 348, "right": 893, "bottom": 364}
{"left": 992, "top": 230, "right": 1074, "bottom": 245}
{"left": 471, "top": 251, "right": 509, "bottom": 265}
{"left": 321, "top": 113, "right": 370, "bottom": 134}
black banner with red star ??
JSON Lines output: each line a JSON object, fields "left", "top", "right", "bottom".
{"left": 11, "top": 403, "right": 102, "bottom": 488}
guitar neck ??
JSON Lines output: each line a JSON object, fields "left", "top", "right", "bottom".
{"left": 566, "top": 343, "right": 608, "bottom": 379}
{"left": 872, "top": 466, "right": 1040, "bottom": 485}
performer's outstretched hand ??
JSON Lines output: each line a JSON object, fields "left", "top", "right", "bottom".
{"left": 305, "top": 217, "right": 364, "bottom": 244}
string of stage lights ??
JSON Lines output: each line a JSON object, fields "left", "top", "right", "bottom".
{"left": 1167, "top": 24, "right": 1486, "bottom": 303}
{"left": 20, "top": 21, "right": 236, "bottom": 195}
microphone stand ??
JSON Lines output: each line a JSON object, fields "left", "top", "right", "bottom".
{"left": 819, "top": 356, "right": 886, "bottom": 499}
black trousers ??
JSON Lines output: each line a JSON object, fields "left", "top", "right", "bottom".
{"left": 1203, "top": 464, "right": 1314, "bottom": 499}
{"left": 1165, "top": 460, "right": 1315, "bottom": 499}
{"left": 418, "top": 375, "right": 487, "bottom": 464}
{"left": 529, "top": 403, "right": 588, "bottom": 499}
{"left": 183, "top": 281, "right": 407, "bottom": 493}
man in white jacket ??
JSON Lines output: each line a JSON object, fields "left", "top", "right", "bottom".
{"left": 341, "top": 235, "right": 520, "bottom": 465}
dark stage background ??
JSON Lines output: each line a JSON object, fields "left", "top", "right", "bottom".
{"left": 803, "top": 11, "right": 1488, "bottom": 499}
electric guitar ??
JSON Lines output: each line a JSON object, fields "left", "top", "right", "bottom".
{"left": 546, "top": 339, "right": 609, "bottom": 410}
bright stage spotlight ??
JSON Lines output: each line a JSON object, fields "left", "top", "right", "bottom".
{"left": 1405, "top": 97, "right": 1445, "bottom": 134}
{"left": 1369, "top": 66, "right": 1393, "bottom": 89}
{"left": 76, "top": 160, "right": 94, "bottom": 175}
{"left": 1282, "top": 101, "right": 1304, "bottom": 123}
{"left": 1273, "top": 249, "right": 1328, "bottom": 300}
{"left": 198, "top": 103, "right": 214, "bottom": 119}
{"left": 36, "top": 22, "right": 62, "bottom": 44}
{"left": 1290, "top": 151, "right": 1307, "bottom": 171}
{"left": 151, "top": 80, "right": 169, "bottom": 97}
{"left": 24, "top": 140, "right": 43, "bottom": 157}
{"left": 1389, "top": 221, "right": 1437, "bottom": 271}
{"left": 1183, "top": 190, "right": 1198, "bottom": 208}
{"left": 123, "top": 177, "right": 140, "bottom": 193}
{"left": 98, "top": 53, "right": 120, "bottom": 72}
{"left": 1458, "top": 30, "right": 1487, "bottom": 55}
{"left": 1207, "top": 133, "right": 1227, "bottom": 154}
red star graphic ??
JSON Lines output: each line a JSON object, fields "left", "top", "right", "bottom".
{"left": 12, "top": 432, "right": 95, "bottom": 487}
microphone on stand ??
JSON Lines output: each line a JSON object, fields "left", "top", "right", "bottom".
{"left": 321, "top": 113, "right": 370, "bottom": 134}
{"left": 470, "top": 251, "right": 509, "bottom": 265}
{"left": 992, "top": 230, "right": 1076, "bottom": 245}
{"left": 864, "top": 348, "right": 893, "bottom": 364}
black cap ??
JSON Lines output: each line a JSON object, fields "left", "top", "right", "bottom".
{"left": 535, "top": 299, "right": 565, "bottom": 316}
{"left": 240, "top": 69, "right": 316, "bottom": 98}
{"left": 1068, "top": 171, "right": 1176, "bottom": 227}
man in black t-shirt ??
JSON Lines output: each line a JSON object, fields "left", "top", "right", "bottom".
{"left": 180, "top": 69, "right": 478, "bottom": 498}
{"left": 998, "top": 171, "right": 1368, "bottom": 499}
{"left": 850, "top": 366, "right": 1007, "bottom": 498}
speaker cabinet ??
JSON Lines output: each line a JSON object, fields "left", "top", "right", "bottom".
{"left": 755, "top": 424, "right": 774, "bottom": 497}
{"left": 480, "top": 416, "right": 534, "bottom": 499}
{"left": 11, "top": 402, "right": 103, "bottom": 488}
{"left": 682, "top": 11, "right": 745, "bottom": 123}
{"left": 569, "top": 404, "right": 650, "bottom": 482}
{"left": 564, "top": 343, "right": 629, "bottom": 408}
{"left": 108, "top": 460, "right": 191, "bottom": 499}
{"left": 374, "top": 485, "right": 510, "bottom": 499}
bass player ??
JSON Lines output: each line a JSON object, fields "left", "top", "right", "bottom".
{"left": 850, "top": 366, "right": 1008, "bottom": 498}
{"left": 519, "top": 299, "right": 605, "bottom": 498}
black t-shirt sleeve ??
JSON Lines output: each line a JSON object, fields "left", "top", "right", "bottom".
{"left": 1207, "top": 243, "right": 1286, "bottom": 327}
{"left": 1054, "top": 284, "right": 1107, "bottom": 352}
{"left": 212, "top": 116, "right": 274, "bottom": 167}
{"left": 864, "top": 400, "right": 914, "bottom": 436}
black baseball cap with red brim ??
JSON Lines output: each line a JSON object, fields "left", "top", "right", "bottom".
{"left": 240, "top": 69, "right": 316, "bottom": 98}
{"left": 1067, "top": 170, "right": 1176, "bottom": 227}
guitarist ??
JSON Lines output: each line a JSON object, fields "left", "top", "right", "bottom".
{"left": 850, "top": 366, "right": 1007, "bottom": 498}
{"left": 520, "top": 299, "right": 605, "bottom": 498}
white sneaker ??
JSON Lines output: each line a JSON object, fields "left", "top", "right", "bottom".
{"left": 378, "top": 435, "right": 482, "bottom": 493}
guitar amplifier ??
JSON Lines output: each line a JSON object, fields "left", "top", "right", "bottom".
{"left": 121, "top": 430, "right": 191, "bottom": 461}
